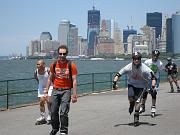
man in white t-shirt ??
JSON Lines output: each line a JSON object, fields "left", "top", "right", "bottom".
{"left": 113, "top": 52, "right": 156, "bottom": 126}
{"left": 140, "top": 50, "right": 163, "bottom": 117}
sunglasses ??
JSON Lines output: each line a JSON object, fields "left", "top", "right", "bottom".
{"left": 59, "top": 53, "right": 67, "bottom": 56}
{"left": 133, "top": 58, "right": 141, "bottom": 60}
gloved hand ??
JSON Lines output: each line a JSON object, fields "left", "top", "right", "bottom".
{"left": 112, "top": 81, "right": 118, "bottom": 90}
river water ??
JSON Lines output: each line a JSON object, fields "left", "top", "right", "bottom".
{"left": 0, "top": 58, "right": 179, "bottom": 81}
{"left": 0, "top": 58, "right": 179, "bottom": 109}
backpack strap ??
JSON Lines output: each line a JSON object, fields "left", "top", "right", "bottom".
{"left": 68, "top": 60, "right": 73, "bottom": 88}
{"left": 52, "top": 60, "right": 73, "bottom": 88}
{"left": 53, "top": 60, "right": 57, "bottom": 74}
{"left": 34, "top": 69, "right": 39, "bottom": 82}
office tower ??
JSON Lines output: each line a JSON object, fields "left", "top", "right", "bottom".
{"left": 58, "top": 20, "right": 70, "bottom": 45}
{"left": 113, "top": 20, "right": 123, "bottom": 54}
{"left": 40, "top": 32, "right": 53, "bottom": 54}
{"left": 146, "top": 12, "right": 162, "bottom": 39}
{"left": 87, "top": 6, "right": 100, "bottom": 56}
{"left": 68, "top": 24, "right": 78, "bottom": 56}
{"left": 172, "top": 11, "right": 180, "bottom": 54}
{"left": 101, "top": 19, "right": 113, "bottom": 38}
{"left": 40, "top": 32, "right": 52, "bottom": 41}
{"left": 78, "top": 36, "right": 87, "bottom": 56}
{"left": 123, "top": 26, "right": 137, "bottom": 53}
{"left": 166, "top": 18, "right": 173, "bottom": 53}
{"left": 58, "top": 20, "right": 78, "bottom": 56}
{"left": 157, "top": 15, "right": 167, "bottom": 52}
{"left": 28, "top": 40, "right": 41, "bottom": 56}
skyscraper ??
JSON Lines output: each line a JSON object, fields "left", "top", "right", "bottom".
{"left": 58, "top": 20, "right": 78, "bottom": 56}
{"left": 40, "top": 32, "right": 52, "bottom": 41}
{"left": 146, "top": 12, "right": 162, "bottom": 39}
{"left": 58, "top": 20, "right": 70, "bottom": 45}
{"left": 123, "top": 26, "right": 137, "bottom": 53}
{"left": 87, "top": 6, "right": 100, "bottom": 56}
{"left": 172, "top": 11, "right": 180, "bottom": 54}
{"left": 166, "top": 18, "right": 173, "bottom": 53}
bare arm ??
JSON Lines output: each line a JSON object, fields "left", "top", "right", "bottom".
{"left": 45, "top": 73, "right": 53, "bottom": 94}
{"left": 71, "top": 75, "right": 77, "bottom": 103}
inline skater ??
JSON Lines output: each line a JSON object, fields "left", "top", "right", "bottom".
{"left": 165, "top": 57, "right": 180, "bottom": 93}
{"left": 140, "top": 50, "right": 163, "bottom": 117}
{"left": 113, "top": 52, "right": 156, "bottom": 126}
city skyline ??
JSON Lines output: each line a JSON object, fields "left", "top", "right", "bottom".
{"left": 0, "top": 0, "right": 179, "bottom": 56}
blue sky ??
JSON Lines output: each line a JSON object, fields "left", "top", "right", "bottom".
{"left": 0, "top": 0, "right": 179, "bottom": 56}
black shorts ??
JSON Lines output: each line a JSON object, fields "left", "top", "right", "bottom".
{"left": 128, "top": 84, "right": 144, "bottom": 100}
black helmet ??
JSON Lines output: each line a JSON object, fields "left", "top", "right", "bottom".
{"left": 152, "top": 49, "right": 160, "bottom": 56}
{"left": 132, "top": 52, "right": 142, "bottom": 60}
{"left": 167, "top": 57, "right": 172, "bottom": 61}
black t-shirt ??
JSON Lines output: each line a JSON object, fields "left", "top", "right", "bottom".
{"left": 165, "top": 62, "right": 178, "bottom": 75}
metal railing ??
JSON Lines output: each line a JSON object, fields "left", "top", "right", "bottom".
{"left": 0, "top": 71, "right": 168, "bottom": 111}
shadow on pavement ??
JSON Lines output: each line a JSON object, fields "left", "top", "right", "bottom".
{"left": 114, "top": 122, "right": 157, "bottom": 127}
{"left": 140, "top": 113, "right": 163, "bottom": 117}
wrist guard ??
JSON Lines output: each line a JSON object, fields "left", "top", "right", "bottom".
{"left": 115, "top": 72, "right": 121, "bottom": 78}
{"left": 112, "top": 81, "right": 117, "bottom": 89}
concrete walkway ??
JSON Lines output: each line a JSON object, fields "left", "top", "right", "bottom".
{"left": 0, "top": 82, "right": 180, "bottom": 135}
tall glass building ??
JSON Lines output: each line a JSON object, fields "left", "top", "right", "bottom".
{"left": 58, "top": 20, "right": 70, "bottom": 45}
{"left": 172, "top": 11, "right": 180, "bottom": 54}
{"left": 146, "top": 12, "right": 162, "bottom": 39}
{"left": 58, "top": 20, "right": 78, "bottom": 56}
{"left": 123, "top": 26, "right": 137, "bottom": 53}
{"left": 87, "top": 6, "right": 100, "bottom": 56}
{"left": 40, "top": 32, "right": 52, "bottom": 41}
{"left": 166, "top": 18, "right": 173, "bottom": 53}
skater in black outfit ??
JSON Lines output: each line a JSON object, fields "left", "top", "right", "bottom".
{"left": 165, "top": 57, "right": 180, "bottom": 93}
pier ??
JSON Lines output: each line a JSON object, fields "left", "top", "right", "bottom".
{"left": 0, "top": 82, "right": 180, "bottom": 135}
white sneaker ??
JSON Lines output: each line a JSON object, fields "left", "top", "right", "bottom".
{"left": 151, "top": 106, "right": 156, "bottom": 113}
{"left": 36, "top": 116, "right": 45, "bottom": 122}
{"left": 46, "top": 114, "right": 51, "bottom": 121}
{"left": 139, "top": 106, "right": 145, "bottom": 114}
{"left": 61, "top": 133, "right": 67, "bottom": 135}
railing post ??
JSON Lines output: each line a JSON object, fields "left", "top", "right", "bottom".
{"left": 125, "top": 75, "right": 128, "bottom": 87}
{"left": 110, "top": 72, "right": 113, "bottom": 90}
{"left": 92, "top": 73, "right": 94, "bottom": 93}
{"left": 6, "top": 80, "right": 9, "bottom": 109}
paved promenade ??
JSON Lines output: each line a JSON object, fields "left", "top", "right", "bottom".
{"left": 0, "top": 82, "right": 180, "bottom": 135}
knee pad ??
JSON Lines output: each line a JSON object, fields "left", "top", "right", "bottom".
{"left": 134, "top": 110, "right": 139, "bottom": 116}
{"left": 151, "top": 90, "right": 157, "bottom": 98}
{"left": 142, "top": 91, "right": 148, "bottom": 99}
{"left": 128, "top": 96, "right": 134, "bottom": 102}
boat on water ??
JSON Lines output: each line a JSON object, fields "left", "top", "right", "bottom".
{"left": 114, "top": 57, "right": 125, "bottom": 61}
{"left": 90, "top": 58, "right": 105, "bottom": 60}
{"left": 9, "top": 56, "right": 26, "bottom": 60}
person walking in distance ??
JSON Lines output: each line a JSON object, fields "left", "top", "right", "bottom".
{"left": 165, "top": 57, "right": 180, "bottom": 93}
{"left": 34, "top": 59, "right": 53, "bottom": 125}
{"left": 112, "top": 52, "right": 156, "bottom": 126}
{"left": 46, "top": 45, "right": 78, "bottom": 135}
{"left": 139, "top": 50, "right": 163, "bottom": 117}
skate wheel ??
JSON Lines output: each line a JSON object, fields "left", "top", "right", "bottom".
{"left": 151, "top": 113, "right": 155, "bottom": 118}
{"left": 134, "top": 122, "right": 140, "bottom": 127}
{"left": 35, "top": 120, "right": 47, "bottom": 125}
{"left": 47, "top": 120, "right": 51, "bottom": 125}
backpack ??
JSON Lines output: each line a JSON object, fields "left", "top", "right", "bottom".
{"left": 52, "top": 60, "right": 73, "bottom": 88}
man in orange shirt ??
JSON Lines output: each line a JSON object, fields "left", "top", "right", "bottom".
{"left": 46, "top": 45, "right": 78, "bottom": 135}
